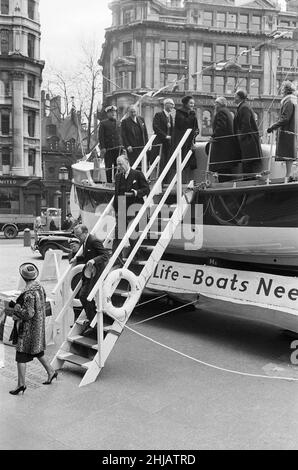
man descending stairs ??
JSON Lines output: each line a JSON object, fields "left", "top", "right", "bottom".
{"left": 51, "top": 129, "right": 194, "bottom": 386}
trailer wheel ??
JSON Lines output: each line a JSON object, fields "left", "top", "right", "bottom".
{"left": 3, "top": 225, "right": 18, "bottom": 239}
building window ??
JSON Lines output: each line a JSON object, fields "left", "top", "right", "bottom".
{"left": 28, "top": 149, "right": 36, "bottom": 175}
{"left": 27, "top": 74, "right": 35, "bottom": 98}
{"left": 238, "top": 46, "right": 249, "bottom": 64}
{"left": 1, "top": 29, "right": 11, "bottom": 55}
{"left": 251, "top": 49, "right": 260, "bottom": 66}
{"left": 167, "top": 41, "right": 179, "bottom": 60}
{"left": 250, "top": 78, "right": 260, "bottom": 96}
{"left": 215, "top": 76, "right": 224, "bottom": 94}
{"left": 28, "top": 0, "right": 34, "bottom": 19}
{"left": 1, "top": 147, "right": 10, "bottom": 166}
{"left": 202, "top": 109, "right": 212, "bottom": 136}
{"left": 239, "top": 14, "right": 248, "bottom": 31}
{"left": 281, "top": 50, "right": 294, "bottom": 68}
{"left": 28, "top": 34, "right": 35, "bottom": 58}
{"left": 28, "top": 110, "right": 36, "bottom": 137}
{"left": 65, "top": 138, "right": 76, "bottom": 152}
{"left": 161, "top": 40, "right": 166, "bottom": 59}
{"left": 123, "top": 8, "right": 134, "bottom": 24}
{"left": 123, "top": 40, "right": 132, "bottom": 56}
{"left": 227, "top": 14, "right": 237, "bottom": 29}
{"left": 202, "top": 75, "right": 212, "bottom": 92}
{"left": 237, "top": 77, "right": 247, "bottom": 90}
{"left": 0, "top": 187, "right": 20, "bottom": 212}
{"left": 251, "top": 15, "right": 261, "bottom": 32}
{"left": 1, "top": 0, "right": 9, "bottom": 14}
{"left": 203, "top": 44, "right": 212, "bottom": 63}
{"left": 215, "top": 45, "right": 225, "bottom": 63}
{"left": 279, "top": 21, "right": 290, "bottom": 27}
{"left": 1, "top": 109, "right": 10, "bottom": 135}
{"left": 160, "top": 72, "right": 165, "bottom": 86}
{"left": 216, "top": 13, "right": 225, "bottom": 28}
{"left": 227, "top": 45, "right": 237, "bottom": 60}
{"left": 168, "top": 73, "right": 179, "bottom": 84}
{"left": 203, "top": 11, "right": 213, "bottom": 27}
{"left": 0, "top": 71, "right": 10, "bottom": 95}
{"left": 181, "top": 41, "right": 186, "bottom": 60}
{"left": 226, "top": 76, "right": 236, "bottom": 94}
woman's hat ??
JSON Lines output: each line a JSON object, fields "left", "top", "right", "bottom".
{"left": 19, "top": 263, "right": 39, "bottom": 281}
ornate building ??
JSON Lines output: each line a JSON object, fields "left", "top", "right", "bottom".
{"left": 0, "top": 0, "right": 44, "bottom": 216}
{"left": 100, "top": 0, "right": 298, "bottom": 140}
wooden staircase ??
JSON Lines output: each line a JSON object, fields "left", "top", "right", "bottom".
{"left": 51, "top": 129, "right": 194, "bottom": 386}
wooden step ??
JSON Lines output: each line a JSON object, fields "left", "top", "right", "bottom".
{"left": 56, "top": 351, "right": 93, "bottom": 369}
{"left": 69, "top": 335, "right": 98, "bottom": 350}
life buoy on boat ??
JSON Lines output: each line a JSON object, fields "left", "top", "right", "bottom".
{"left": 103, "top": 268, "right": 140, "bottom": 322}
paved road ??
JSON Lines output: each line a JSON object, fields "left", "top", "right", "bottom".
{"left": 1, "top": 239, "right": 298, "bottom": 450}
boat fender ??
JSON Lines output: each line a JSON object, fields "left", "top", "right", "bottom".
{"left": 103, "top": 268, "right": 140, "bottom": 322}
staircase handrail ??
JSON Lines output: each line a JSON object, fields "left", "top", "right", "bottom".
{"left": 52, "top": 135, "right": 156, "bottom": 295}
{"left": 87, "top": 128, "right": 192, "bottom": 301}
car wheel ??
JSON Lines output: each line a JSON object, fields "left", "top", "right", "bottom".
{"left": 39, "top": 243, "right": 58, "bottom": 259}
{"left": 3, "top": 225, "right": 18, "bottom": 239}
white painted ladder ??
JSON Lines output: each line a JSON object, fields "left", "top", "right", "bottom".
{"left": 51, "top": 130, "right": 194, "bottom": 386}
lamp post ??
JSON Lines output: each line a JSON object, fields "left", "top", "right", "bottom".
{"left": 58, "top": 166, "right": 68, "bottom": 228}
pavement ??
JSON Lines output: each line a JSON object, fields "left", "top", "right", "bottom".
{"left": 1, "top": 240, "right": 298, "bottom": 450}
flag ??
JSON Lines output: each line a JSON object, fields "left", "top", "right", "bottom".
{"left": 215, "top": 61, "right": 227, "bottom": 71}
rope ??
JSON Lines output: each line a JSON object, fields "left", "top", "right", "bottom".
{"left": 130, "top": 300, "right": 198, "bottom": 326}
{"left": 124, "top": 325, "right": 298, "bottom": 383}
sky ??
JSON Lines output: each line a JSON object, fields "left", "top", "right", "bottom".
{"left": 39, "top": 0, "right": 112, "bottom": 73}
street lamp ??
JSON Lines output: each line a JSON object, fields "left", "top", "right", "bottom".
{"left": 58, "top": 166, "right": 69, "bottom": 228}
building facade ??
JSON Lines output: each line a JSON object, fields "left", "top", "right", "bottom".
{"left": 100, "top": 0, "right": 298, "bottom": 140}
{"left": 0, "top": 0, "right": 44, "bottom": 216}
{"left": 41, "top": 91, "right": 87, "bottom": 212}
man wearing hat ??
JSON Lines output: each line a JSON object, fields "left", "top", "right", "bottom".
{"left": 152, "top": 98, "right": 175, "bottom": 176}
{"left": 233, "top": 89, "right": 263, "bottom": 176}
{"left": 98, "top": 105, "right": 122, "bottom": 183}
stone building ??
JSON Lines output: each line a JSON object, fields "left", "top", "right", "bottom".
{"left": 41, "top": 91, "right": 87, "bottom": 211}
{"left": 100, "top": 0, "right": 298, "bottom": 140}
{"left": 0, "top": 0, "right": 44, "bottom": 216}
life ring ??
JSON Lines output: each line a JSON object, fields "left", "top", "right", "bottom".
{"left": 103, "top": 268, "right": 140, "bottom": 322}
{"left": 65, "top": 263, "right": 85, "bottom": 307}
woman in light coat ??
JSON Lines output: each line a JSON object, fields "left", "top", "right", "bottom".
{"left": 9, "top": 263, "right": 57, "bottom": 395}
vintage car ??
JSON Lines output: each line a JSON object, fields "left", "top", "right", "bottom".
{"left": 32, "top": 230, "right": 79, "bottom": 259}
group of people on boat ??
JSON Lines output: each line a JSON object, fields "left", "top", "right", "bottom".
{"left": 98, "top": 80, "right": 297, "bottom": 184}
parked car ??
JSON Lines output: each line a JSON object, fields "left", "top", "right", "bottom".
{"left": 32, "top": 230, "right": 79, "bottom": 259}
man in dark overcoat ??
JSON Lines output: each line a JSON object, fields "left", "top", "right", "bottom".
{"left": 70, "top": 224, "right": 110, "bottom": 335}
{"left": 208, "top": 96, "right": 239, "bottom": 181}
{"left": 98, "top": 105, "right": 122, "bottom": 183}
{"left": 121, "top": 105, "right": 148, "bottom": 166}
{"left": 152, "top": 98, "right": 175, "bottom": 175}
{"left": 267, "top": 81, "right": 297, "bottom": 180}
{"left": 112, "top": 154, "right": 150, "bottom": 261}
{"left": 233, "top": 89, "right": 263, "bottom": 176}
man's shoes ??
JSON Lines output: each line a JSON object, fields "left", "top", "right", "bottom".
{"left": 82, "top": 326, "right": 96, "bottom": 338}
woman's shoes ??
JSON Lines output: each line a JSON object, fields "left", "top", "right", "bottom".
{"left": 9, "top": 385, "right": 26, "bottom": 395}
{"left": 43, "top": 371, "right": 58, "bottom": 385}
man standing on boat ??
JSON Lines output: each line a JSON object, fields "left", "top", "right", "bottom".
{"left": 121, "top": 105, "right": 149, "bottom": 166}
{"left": 267, "top": 81, "right": 297, "bottom": 182}
{"left": 98, "top": 105, "right": 122, "bottom": 183}
{"left": 208, "top": 96, "right": 238, "bottom": 182}
{"left": 112, "top": 154, "right": 150, "bottom": 263}
{"left": 152, "top": 98, "right": 175, "bottom": 175}
{"left": 233, "top": 89, "right": 263, "bottom": 177}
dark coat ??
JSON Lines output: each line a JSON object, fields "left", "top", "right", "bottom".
{"left": 113, "top": 168, "right": 150, "bottom": 214}
{"left": 233, "top": 101, "right": 263, "bottom": 162}
{"left": 209, "top": 107, "right": 239, "bottom": 171}
{"left": 271, "top": 93, "right": 297, "bottom": 159}
{"left": 13, "top": 281, "right": 47, "bottom": 355}
{"left": 75, "top": 234, "right": 110, "bottom": 277}
{"left": 172, "top": 107, "right": 199, "bottom": 169}
{"left": 152, "top": 111, "right": 174, "bottom": 171}
{"left": 98, "top": 118, "right": 122, "bottom": 151}
{"left": 121, "top": 116, "right": 148, "bottom": 164}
